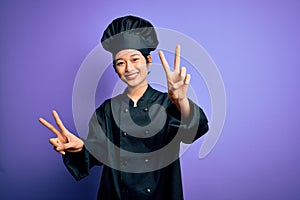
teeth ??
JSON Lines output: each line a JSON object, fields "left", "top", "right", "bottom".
{"left": 126, "top": 72, "right": 138, "bottom": 79}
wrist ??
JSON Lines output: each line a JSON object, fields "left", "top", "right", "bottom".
{"left": 177, "top": 97, "right": 188, "bottom": 104}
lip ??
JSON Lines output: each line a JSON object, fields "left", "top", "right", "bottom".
{"left": 125, "top": 72, "right": 138, "bottom": 80}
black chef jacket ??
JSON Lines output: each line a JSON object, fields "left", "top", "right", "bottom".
{"left": 63, "top": 85, "right": 209, "bottom": 200}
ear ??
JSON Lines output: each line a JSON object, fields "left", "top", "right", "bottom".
{"left": 146, "top": 55, "right": 152, "bottom": 68}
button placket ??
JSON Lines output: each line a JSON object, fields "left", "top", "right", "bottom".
{"left": 120, "top": 103, "right": 130, "bottom": 139}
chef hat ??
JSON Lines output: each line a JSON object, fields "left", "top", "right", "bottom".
{"left": 101, "top": 15, "right": 159, "bottom": 57}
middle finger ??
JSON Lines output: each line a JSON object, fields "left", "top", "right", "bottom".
{"left": 174, "top": 45, "right": 181, "bottom": 73}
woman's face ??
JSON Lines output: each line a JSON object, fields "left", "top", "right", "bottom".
{"left": 114, "top": 49, "right": 151, "bottom": 89}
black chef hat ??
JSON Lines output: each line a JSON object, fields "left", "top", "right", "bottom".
{"left": 101, "top": 15, "right": 159, "bottom": 57}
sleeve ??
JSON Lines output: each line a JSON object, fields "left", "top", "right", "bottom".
{"left": 62, "top": 146, "right": 100, "bottom": 181}
{"left": 62, "top": 102, "right": 110, "bottom": 181}
{"left": 167, "top": 98, "right": 209, "bottom": 144}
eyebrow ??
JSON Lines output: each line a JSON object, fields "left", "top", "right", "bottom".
{"left": 115, "top": 53, "right": 141, "bottom": 62}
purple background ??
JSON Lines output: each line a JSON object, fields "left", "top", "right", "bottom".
{"left": 1, "top": 0, "right": 300, "bottom": 199}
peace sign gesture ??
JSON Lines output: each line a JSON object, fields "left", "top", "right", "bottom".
{"left": 39, "top": 110, "right": 84, "bottom": 155}
{"left": 159, "top": 45, "right": 191, "bottom": 117}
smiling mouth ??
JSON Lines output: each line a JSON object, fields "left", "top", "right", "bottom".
{"left": 125, "top": 72, "right": 138, "bottom": 80}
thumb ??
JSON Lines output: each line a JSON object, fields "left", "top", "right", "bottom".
{"left": 64, "top": 139, "right": 84, "bottom": 152}
{"left": 64, "top": 142, "right": 75, "bottom": 150}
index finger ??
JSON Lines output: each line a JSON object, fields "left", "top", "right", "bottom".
{"left": 38, "top": 117, "right": 67, "bottom": 142}
{"left": 158, "top": 50, "right": 171, "bottom": 75}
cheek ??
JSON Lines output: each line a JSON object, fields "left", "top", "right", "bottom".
{"left": 139, "top": 67, "right": 148, "bottom": 77}
{"left": 138, "top": 63, "right": 148, "bottom": 72}
{"left": 115, "top": 67, "right": 123, "bottom": 76}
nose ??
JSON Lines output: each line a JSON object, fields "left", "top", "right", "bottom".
{"left": 125, "top": 61, "right": 134, "bottom": 72}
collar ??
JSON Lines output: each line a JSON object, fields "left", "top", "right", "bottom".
{"left": 120, "top": 84, "right": 156, "bottom": 107}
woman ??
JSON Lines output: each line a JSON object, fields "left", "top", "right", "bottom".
{"left": 39, "top": 15, "right": 209, "bottom": 200}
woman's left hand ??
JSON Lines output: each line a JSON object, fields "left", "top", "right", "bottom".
{"left": 159, "top": 45, "right": 191, "bottom": 104}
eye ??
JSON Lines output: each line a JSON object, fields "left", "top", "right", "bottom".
{"left": 116, "top": 61, "right": 125, "bottom": 67}
{"left": 132, "top": 57, "right": 140, "bottom": 62}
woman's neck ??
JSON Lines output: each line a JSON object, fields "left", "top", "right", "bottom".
{"left": 126, "top": 83, "right": 148, "bottom": 106}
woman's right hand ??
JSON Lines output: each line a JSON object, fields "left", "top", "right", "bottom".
{"left": 39, "top": 110, "right": 84, "bottom": 155}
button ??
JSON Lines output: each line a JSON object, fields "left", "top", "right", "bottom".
{"left": 124, "top": 108, "right": 129, "bottom": 113}
{"left": 144, "top": 130, "right": 149, "bottom": 135}
{"left": 145, "top": 158, "right": 149, "bottom": 163}
{"left": 143, "top": 107, "right": 148, "bottom": 112}
{"left": 122, "top": 132, "right": 127, "bottom": 136}
{"left": 146, "top": 188, "right": 151, "bottom": 193}
{"left": 121, "top": 160, "right": 128, "bottom": 166}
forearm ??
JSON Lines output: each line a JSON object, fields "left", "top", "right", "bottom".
{"left": 174, "top": 97, "right": 191, "bottom": 119}
{"left": 179, "top": 100, "right": 209, "bottom": 144}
